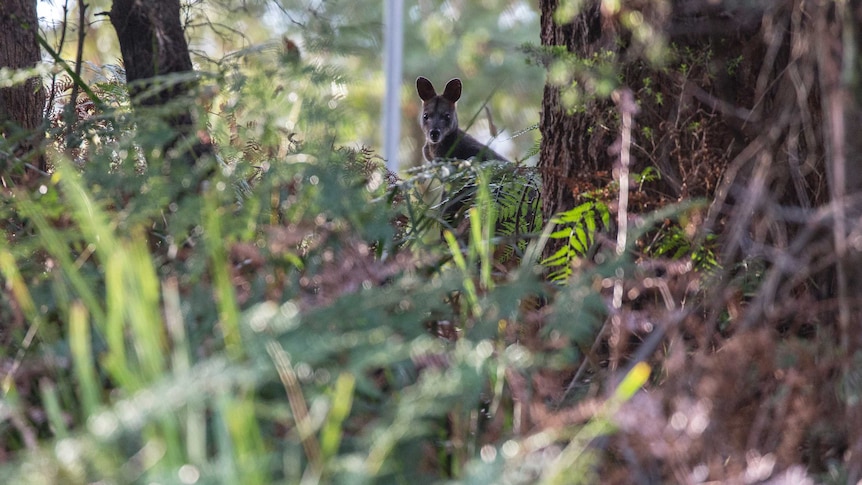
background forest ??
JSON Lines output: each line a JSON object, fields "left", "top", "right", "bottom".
{"left": 2, "top": 0, "right": 862, "bottom": 484}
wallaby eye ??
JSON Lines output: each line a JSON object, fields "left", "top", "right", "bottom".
{"left": 422, "top": 113, "right": 429, "bottom": 120}
{"left": 443, "top": 114, "right": 451, "bottom": 122}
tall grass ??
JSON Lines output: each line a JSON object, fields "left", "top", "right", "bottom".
{"left": 0, "top": 151, "right": 647, "bottom": 484}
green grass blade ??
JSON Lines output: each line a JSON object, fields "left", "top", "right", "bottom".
{"left": 69, "top": 302, "right": 102, "bottom": 416}
{"left": 39, "top": 380, "right": 69, "bottom": 440}
{"left": 320, "top": 372, "right": 355, "bottom": 462}
{"left": 444, "top": 230, "right": 480, "bottom": 316}
{"left": 204, "top": 191, "right": 243, "bottom": 358}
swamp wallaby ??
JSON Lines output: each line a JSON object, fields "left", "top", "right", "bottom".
{"left": 416, "top": 76, "right": 508, "bottom": 163}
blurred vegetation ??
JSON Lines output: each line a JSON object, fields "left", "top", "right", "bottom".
{"left": 1, "top": 1, "right": 592, "bottom": 483}
{"left": 39, "top": 0, "right": 543, "bottom": 169}
{"left": 2, "top": 0, "right": 858, "bottom": 483}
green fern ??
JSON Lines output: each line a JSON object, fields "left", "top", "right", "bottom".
{"left": 396, "top": 159, "right": 542, "bottom": 262}
{"left": 541, "top": 198, "right": 610, "bottom": 283}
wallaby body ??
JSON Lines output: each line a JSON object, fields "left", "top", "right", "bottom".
{"left": 416, "top": 77, "right": 508, "bottom": 163}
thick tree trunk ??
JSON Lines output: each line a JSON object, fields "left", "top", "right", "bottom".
{"left": 538, "top": 0, "right": 615, "bottom": 222}
{"left": 0, "top": 0, "right": 47, "bottom": 176}
{"left": 110, "top": 0, "right": 210, "bottom": 163}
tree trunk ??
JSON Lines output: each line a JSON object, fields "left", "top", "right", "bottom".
{"left": 0, "top": 0, "right": 47, "bottom": 176}
{"left": 538, "top": 0, "right": 614, "bottom": 223}
{"left": 110, "top": 0, "right": 210, "bottom": 163}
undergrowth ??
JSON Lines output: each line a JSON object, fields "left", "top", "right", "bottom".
{"left": 0, "top": 36, "right": 650, "bottom": 484}
{"left": 3, "top": 1, "right": 862, "bottom": 483}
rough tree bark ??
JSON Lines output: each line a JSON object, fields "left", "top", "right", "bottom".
{"left": 109, "top": 0, "right": 210, "bottom": 163}
{"left": 537, "top": 1, "right": 612, "bottom": 223}
{"left": 0, "top": 0, "right": 47, "bottom": 176}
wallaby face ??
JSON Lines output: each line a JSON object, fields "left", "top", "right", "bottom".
{"left": 417, "top": 77, "right": 461, "bottom": 145}
{"left": 416, "top": 76, "right": 508, "bottom": 163}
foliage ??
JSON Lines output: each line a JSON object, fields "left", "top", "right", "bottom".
{"left": 396, "top": 157, "right": 541, "bottom": 261}
{"left": 4, "top": 0, "right": 862, "bottom": 483}
{"left": 0, "top": 6, "right": 618, "bottom": 483}
{"left": 645, "top": 217, "right": 719, "bottom": 272}
{"left": 0, "top": 121, "right": 630, "bottom": 483}
{"left": 541, "top": 199, "right": 610, "bottom": 283}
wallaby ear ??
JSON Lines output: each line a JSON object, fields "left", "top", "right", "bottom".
{"left": 442, "top": 78, "right": 462, "bottom": 103}
{"left": 416, "top": 77, "right": 437, "bottom": 101}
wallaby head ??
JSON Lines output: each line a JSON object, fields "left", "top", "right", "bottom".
{"left": 415, "top": 76, "right": 507, "bottom": 163}
{"left": 416, "top": 77, "right": 462, "bottom": 145}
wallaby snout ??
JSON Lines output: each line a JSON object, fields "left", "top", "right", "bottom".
{"left": 428, "top": 129, "right": 442, "bottom": 143}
